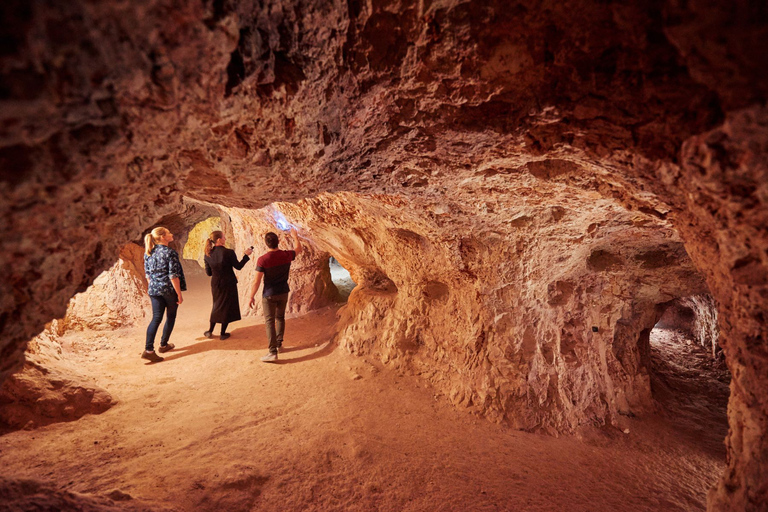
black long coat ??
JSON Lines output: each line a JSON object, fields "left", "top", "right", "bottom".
{"left": 204, "top": 246, "right": 250, "bottom": 323}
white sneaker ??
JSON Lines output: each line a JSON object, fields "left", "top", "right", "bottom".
{"left": 260, "top": 352, "right": 278, "bottom": 362}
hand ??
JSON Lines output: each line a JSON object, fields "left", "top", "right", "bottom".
{"left": 248, "top": 296, "right": 255, "bottom": 309}
{"left": 245, "top": 247, "right": 253, "bottom": 256}
{"left": 177, "top": 294, "right": 184, "bottom": 305}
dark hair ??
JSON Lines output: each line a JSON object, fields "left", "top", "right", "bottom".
{"left": 265, "top": 232, "right": 279, "bottom": 249}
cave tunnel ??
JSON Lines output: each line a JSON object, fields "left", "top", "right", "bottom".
{"left": 1, "top": 1, "right": 767, "bottom": 510}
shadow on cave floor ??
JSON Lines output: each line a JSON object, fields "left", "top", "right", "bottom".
{"left": 649, "top": 327, "right": 730, "bottom": 456}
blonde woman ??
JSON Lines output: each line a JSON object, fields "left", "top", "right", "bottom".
{"left": 143, "top": 227, "right": 186, "bottom": 363}
{"left": 203, "top": 231, "right": 253, "bottom": 340}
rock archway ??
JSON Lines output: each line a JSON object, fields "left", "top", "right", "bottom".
{"left": 1, "top": 0, "right": 766, "bottom": 509}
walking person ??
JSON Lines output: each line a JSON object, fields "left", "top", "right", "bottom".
{"left": 248, "top": 228, "right": 302, "bottom": 362}
{"left": 204, "top": 231, "right": 253, "bottom": 340}
{"left": 143, "top": 227, "right": 186, "bottom": 363}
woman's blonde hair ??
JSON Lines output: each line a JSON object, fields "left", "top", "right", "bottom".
{"left": 205, "top": 230, "right": 224, "bottom": 256}
{"left": 144, "top": 227, "right": 170, "bottom": 256}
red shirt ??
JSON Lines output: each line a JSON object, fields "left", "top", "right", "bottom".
{"left": 256, "top": 250, "right": 296, "bottom": 297}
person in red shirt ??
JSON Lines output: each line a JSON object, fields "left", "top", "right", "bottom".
{"left": 248, "top": 228, "right": 302, "bottom": 361}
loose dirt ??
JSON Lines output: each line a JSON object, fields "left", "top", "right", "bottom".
{"left": 0, "top": 278, "right": 728, "bottom": 511}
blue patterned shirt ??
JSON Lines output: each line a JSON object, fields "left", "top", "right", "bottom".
{"left": 144, "top": 244, "right": 187, "bottom": 297}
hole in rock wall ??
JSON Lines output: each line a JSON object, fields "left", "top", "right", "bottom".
{"left": 329, "top": 256, "right": 356, "bottom": 301}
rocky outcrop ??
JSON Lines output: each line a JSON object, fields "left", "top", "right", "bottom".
{"left": 1, "top": 0, "right": 766, "bottom": 508}
{"left": 273, "top": 192, "right": 708, "bottom": 431}
{"left": 61, "top": 243, "right": 150, "bottom": 332}
{"left": 0, "top": 476, "right": 159, "bottom": 512}
{"left": 0, "top": 328, "right": 114, "bottom": 431}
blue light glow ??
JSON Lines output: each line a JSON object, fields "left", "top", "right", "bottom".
{"left": 272, "top": 210, "right": 293, "bottom": 231}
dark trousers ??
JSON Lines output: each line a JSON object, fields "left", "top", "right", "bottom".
{"left": 262, "top": 293, "right": 288, "bottom": 354}
{"left": 146, "top": 293, "right": 179, "bottom": 351}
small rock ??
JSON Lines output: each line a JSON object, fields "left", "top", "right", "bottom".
{"left": 106, "top": 489, "right": 133, "bottom": 501}
{"left": 623, "top": 428, "right": 630, "bottom": 434}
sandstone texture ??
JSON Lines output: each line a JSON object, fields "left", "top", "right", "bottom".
{"left": 0, "top": 476, "right": 160, "bottom": 512}
{"left": 0, "top": 326, "right": 114, "bottom": 431}
{"left": 1, "top": 1, "right": 766, "bottom": 509}
{"left": 62, "top": 243, "right": 151, "bottom": 332}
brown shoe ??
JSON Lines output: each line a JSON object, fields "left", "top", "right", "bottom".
{"left": 141, "top": 350, "right": 164, "bottom": 363}
{"left": 158, "top": 343, "right": 175, "bottom": 353}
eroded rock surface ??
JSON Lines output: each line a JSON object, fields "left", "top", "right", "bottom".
{"left": 0, "top": 327, "right": 114, "bottom": 431}
{"left": 1, "top": 0, "right": 766, "bottom": 508}
{"left": 62, "top": 243, "right": 150, "bottom": 332}
{"left": 0, "top": 476, "right": 159, "bottom": 512}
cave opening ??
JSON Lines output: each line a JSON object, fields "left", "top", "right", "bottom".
{"left": 329, "top": 256, "right": 356, "bottom": 301}
{"left": 647, "top": 296, "right": 730, "bottom": 452}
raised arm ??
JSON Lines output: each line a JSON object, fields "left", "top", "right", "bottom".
{"left": 231, "top": 248, "right": 251, "bottom": 270}
{"left": 291, "top": 228, "right": 302, "bottom": 256}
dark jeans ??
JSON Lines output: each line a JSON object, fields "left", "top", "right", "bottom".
{"left": 262, "top": 293, "right": 288, "bottom": 354}
{"left": 146, "top": 293, "right": 179, "bottom": 351}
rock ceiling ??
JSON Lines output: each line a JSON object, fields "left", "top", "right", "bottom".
{"left": 1, "top": 0, "right": 766, "bottom": 509}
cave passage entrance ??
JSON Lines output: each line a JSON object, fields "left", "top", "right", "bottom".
{"left": 329, "top": 257, "right": 356, "bottom": 301}
{"left": 647, "top": 296, "right": 730, "bottom": 453}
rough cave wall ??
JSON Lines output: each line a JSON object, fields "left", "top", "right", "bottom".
{"left": 220, "top": 204, "right": 339, "bottom": 317}
{"left": 183, "top": 216, "right": 224, "bottom": 268}
{"left": 680, "top": 295, "right": 720, "bottom": 358}
{"left": 0, "top": 326, "right": 114, "bottom": 431}
{"left": 276, "top": 192, "right": 707, "bottom": 431}
{"left": 674, "top": 110, "right": 768, "bottom": 510}
{"left": 1, "top": 0, "right": 767, "bottom": 508}
{"left": 657, "top": 301, "right": 696, "bottom": 333}
{"left": 62, "top": 243, "right": 150, "bottom": 332}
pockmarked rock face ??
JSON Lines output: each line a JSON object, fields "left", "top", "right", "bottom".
{"left": 62, "top": 243, "right": 151, "bottom": 332}
{"left": 1, "top": 0, "right": 766, "bottom": 508}
{"left": 0, "top": 327, "right": 114, "bottom": 431}
{"left": 274, "top": 191, "right": 707, "bottom": 431}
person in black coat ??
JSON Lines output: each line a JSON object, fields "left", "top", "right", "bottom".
{"left": 203, "top": 230, "right": 253, "bottom": 340}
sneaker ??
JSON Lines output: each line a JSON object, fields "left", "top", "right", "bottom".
{"left": 220, "top": 333, "right": 230, "bottom": 340}
{"left": 277, "top": 344, "right": 283, "bottom": 353}
{"left": 141, "top": 350, "right": 164, "bottom": 363}
{"left": 260, "top": 352, "right": 278, "bottom": 362}
{"left": 158, "top": 343, "right": 175, "bottom": 353}
{"left": 203, "top": 331, "right": 213, "bottom": 338}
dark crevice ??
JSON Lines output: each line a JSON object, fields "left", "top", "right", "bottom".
{"left": 225, "top": 49, "right": 246, "bottom": 97}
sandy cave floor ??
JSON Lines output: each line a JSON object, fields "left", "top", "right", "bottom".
{"left": 0, "top": 277, "right": 729, "bottom": 511}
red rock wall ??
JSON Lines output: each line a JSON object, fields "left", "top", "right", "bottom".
{"left": 274, "top": 192, "right": 707, "bottom": 432}
{"left": 680, "top": 295, "right": 720, "bottom": 358}
{"left": 675, "top": 107, "right": 768, "bottom": 511}
{"left": 61, "top": 243, "right": 150, "bottom": 332}
{"left": 1, "top": 1, "right": 766, "bottom": 508}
